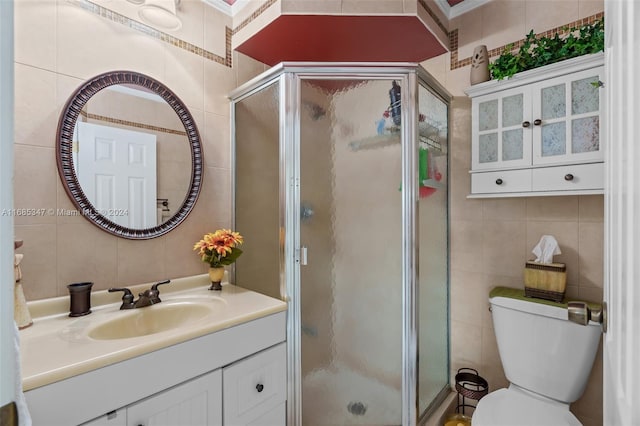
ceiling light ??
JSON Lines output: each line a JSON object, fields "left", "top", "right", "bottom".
{"left": 138, "top": 0, "right": 182, "bottom": 31}
{"left": 125, "top": 0, "right": 145, "bottom": 5}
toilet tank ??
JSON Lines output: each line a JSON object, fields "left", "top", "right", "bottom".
{"left": 490, "top": 291, "right": 601, "bottom": 403}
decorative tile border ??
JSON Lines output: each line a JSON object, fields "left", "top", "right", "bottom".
{"left": 449, "top": 12, "right": 604, "bottom": 70}
{"left": 232, "top": 0, "right": 278, "bottom": 35}
{"left": 70, "top": 0, "right": 232, "bottom": 67}
{"left": 232, "top": 0, "right": 450, "bottom": 43}
{"left": 76, "top": 0, "right": 601, "bottom": 75}
{"left": 80, "top": 110, "right": 188, "bottom": 136}
{"left": 417, "top": 0, "right": 450, "bottom": 38}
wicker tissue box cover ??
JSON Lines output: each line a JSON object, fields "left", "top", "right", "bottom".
{"left": 524, "top": 261, "right": 567, "bottom": 302}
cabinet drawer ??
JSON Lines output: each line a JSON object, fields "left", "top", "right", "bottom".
{"left": 247, "top": 403, "right": 286, "bottom": 426}
{"left": 223, "top": 343, "right": 286, "bottom": 425}
{"left": 471, "top": 169, "right": 532, "bottom": 194}
{"left": 80, "top": 409, "right": 126, "bottom": 426}
{"left": 532, "top": 163, "right": 603, "bottom": 191}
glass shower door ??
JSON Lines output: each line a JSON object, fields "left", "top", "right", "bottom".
{"left": 417, "top": 83, "right": 449, "bottom": 416}
{"left": 298, "top": 78, "right": 404, "bottom": 426}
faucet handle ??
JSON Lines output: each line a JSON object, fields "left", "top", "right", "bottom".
{"left": 143, "top": 280, "right": 171, "bottom": 304}
{"left": 151, "top": 279, "right": 171, "bottom": 292}
{"left": 108, "top": 287, "right": 135, "bottom": 309}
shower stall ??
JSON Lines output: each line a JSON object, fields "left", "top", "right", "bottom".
{"left": 230, "top": 64, "right": 450, "bottom": 426}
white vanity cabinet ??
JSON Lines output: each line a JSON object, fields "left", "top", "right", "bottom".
{"left": 81, "top": 343, "right": 287, "bottom": 426}
{"left": 27, "top": 311, "right": 287, "bottom": 426}
{"left": 466, "top": 53, "right": 604, "bottom": 197}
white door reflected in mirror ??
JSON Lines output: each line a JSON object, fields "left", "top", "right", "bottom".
{"left": 76, "top": 122, "right": 158, "bottom": 228}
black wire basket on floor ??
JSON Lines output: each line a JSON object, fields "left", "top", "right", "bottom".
{"left": 455, "top": 367, "right": 489, "bottom": 416}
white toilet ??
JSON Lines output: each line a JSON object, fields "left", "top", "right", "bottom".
{"left": 472, "top": 288, "right": 602, "bottom": 426}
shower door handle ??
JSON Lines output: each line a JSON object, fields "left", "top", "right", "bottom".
{"left": 300, "top": 246, "right": 308, "bottom": 266}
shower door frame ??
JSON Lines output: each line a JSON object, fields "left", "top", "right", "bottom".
{"left": 229, "top": 63, "right": 451, "bottom": 426}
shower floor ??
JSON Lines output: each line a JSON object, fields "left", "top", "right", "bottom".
{"left": 302, "top": 364, "right": 402, "bottom": 426}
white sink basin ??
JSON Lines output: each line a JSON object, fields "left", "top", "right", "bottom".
{"left": 88, "top": 300, "right": 218, "bottom": 340}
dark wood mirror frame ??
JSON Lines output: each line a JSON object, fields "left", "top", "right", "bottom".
{"left": 56, "top": 70, "right": 203, "bottom": 239}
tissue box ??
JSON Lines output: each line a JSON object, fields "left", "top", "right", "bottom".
{"left": 524, "top": 261, "right": 567, "bottom": 302}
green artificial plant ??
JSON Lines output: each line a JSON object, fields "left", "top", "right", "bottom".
{"left": 488, "top": 19, "right": 604, "bottom": 81}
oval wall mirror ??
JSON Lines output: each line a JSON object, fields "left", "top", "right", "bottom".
{"left": 56, "top": 71, "right": 202, "bottom": 239}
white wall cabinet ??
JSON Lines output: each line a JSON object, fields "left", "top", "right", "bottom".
{"left": 466, "top": 53, "right": 604, "bottom": 197}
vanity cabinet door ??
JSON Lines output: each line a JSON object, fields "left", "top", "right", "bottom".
{"left": 223, "top": 342, "right": 286, "bottom": 425}
{"left": 126, "top": 369, "right": 222, "bottom": 426}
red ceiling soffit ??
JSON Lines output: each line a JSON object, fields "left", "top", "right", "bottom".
{"left": 236, "top": 15, "right": 448, "bottom": 66}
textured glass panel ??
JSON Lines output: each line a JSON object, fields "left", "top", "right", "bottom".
{"left": 541, "top": 122, "right": 566, "bottom": 156}
{"left": 234, "top": 82, "right": 281, "bottom": 299}
{"left": 502, "top": 94, "right": 523, "bottom": 127}
{"left": 479, "top": 99, "right": 498, "bottom": 131}
{"left": 502, "top": 129, "right": 523, "bottom": 161}
{"left": 418, "top": 84, "right": 449, "bottom": 415}
{"left": 479, "top": 133, "right": 498, "bottom": 163}
{"left": 572, "top": 116, "right": 600, "bottom": 153}
{"left": 418, "top": 87, "right": 448, "bottom": 144}
{"left": 541, "top": 84, "right": 566, "bottom": 119}
{"left": 572, "top": 76, "right": 600, "bottom": 114}
{"left": 300, "top": 79, "right": 402, "bottom": 426}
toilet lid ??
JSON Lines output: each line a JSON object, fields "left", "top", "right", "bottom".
{"left": 472, "top": 387, "right": 582, "bottom": 426}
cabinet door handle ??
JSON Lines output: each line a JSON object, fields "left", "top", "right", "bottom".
{"left": 564, "top": 173, "right": 574, "bottom": 181}
{"left": 495, "top": 178, "right": 503, "bottom": 185}
{"left": 533, "top": 119, "right": 542, "bottom": 126}
{"left": 256, "top": 383, "right": 264, "bottom": 392}
{"left": 522, "top": 121, "right": 531, "bottom": 128}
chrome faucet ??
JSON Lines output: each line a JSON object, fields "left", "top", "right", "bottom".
{"left": 109, "top": 280, "right": 171, "bottom": 310}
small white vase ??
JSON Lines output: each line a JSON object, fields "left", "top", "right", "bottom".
{"left": 14, "top": 282, "right": 33, "bottom": 329}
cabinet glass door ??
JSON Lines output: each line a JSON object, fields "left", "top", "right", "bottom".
{"left": 532, "top": 66, "right": 603, "bottom": 164}
{"left": 472, "top": 86, "right": 531, "bottom": 170}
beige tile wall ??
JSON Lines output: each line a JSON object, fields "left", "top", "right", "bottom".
{"left": 14, "top": 0, "right": 604, "bottom": 422}
{"left": 13, "top": 0, "right": 265, "bottom": 301}
{"left": 423, "top": 1, "right": 604, "bottom": 424}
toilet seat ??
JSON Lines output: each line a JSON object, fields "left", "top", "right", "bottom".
{"left": 472, "top": 386, "right": 582, "bottom": 426}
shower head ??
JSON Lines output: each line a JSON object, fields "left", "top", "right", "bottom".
{"left": 302, "top": 100, "right": 326, "bottom": 121}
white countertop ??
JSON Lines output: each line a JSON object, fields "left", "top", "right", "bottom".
{"left": 20, "top": 275, "right": 287, "bottom": 391}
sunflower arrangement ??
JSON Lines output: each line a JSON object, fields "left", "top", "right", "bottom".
{"left": 193, "top": 229, "right": 244, "bottom": 268}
